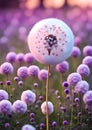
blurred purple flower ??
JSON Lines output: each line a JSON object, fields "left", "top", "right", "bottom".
{"left": 17, "top": 66, "right": 28, "bottom": 79}
{"left": 28, "top": 65, "right": 40, "bottom": 77}
{"left": 16, "top": 53, "right": 24, "bottom": 63}
{"left": 6, "top": 52, "right": 16, "bottom": 63}
{"left": 83, "top": 45, "right": 92, "bottom": 56}
{"left": 22, "top": 124, "right": 36, "bottom": 130}
{"left": 0, "top": 89, "right": 8, "bottom": 101}
{"left": 82, "top": 56, "right": 92, "bottom": 68}
{"left": 74, "top": 36, "right": 82, "bottom": 46}
{"left": 24, "top": 53, "right": 35, "bottom": 64}
{"left": 83, "top": 91, "right": 92, "bottom": 104}
{"left": 52, "top": 121, "right": 57, "bottom": 127}
{"left": 38, "top": 69, "right": 48, "bottom": 81}
{"left": 71, "top": 46, "right": 81, "bottom": 57}
{"left": 12, "top": 100, "right": 27, "bottom": 114}
{"left": 62, "top": 120, "right": 68, "bottom": 125}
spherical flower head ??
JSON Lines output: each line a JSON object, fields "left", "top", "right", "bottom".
{"left": 83, "top": 91, "right": 92, "bottom": 104}
{"left": 52, "top": 121, "right": 57, "bottom": 127}
{"left": 0, "top": 100, "right": 12, "bottom": 114}
{"left": 74, "top": 36, "right": 82, "bottom": 46}
{"left": 75, "top": 80, "right": 89, "bottom": 94}
{"left": 12, "top": 100, "right": 27, "bottom": 114}
{"left": 83, "top": 45, "right": 92, "bottom": 56}
{"left": 55, "top": 61, "right": 69, "bottom": 73}
{"left": 71, "top": 46, "right": 81, "bottom": 57}
{"left": 76, "top": 64, "right": 90, "bottom": 77}
{"left": 82, "top": 56, "right": 92, "bottom": 68}
{"left": 28, "top": 18, "right": 74, "bottom": 65}
{"left": 22, "top": 124, "right": 36, "bottom": 130}
{"left": 17, "top": 66, "right": 28, "bottom": 79}
{"left": 41, "top": 101, "right": 54, "bottom": 115}
{"left": 24, "top": 53, "right": 35, "bottom": 64}
{"left": 16, "top": 53, "right": 24, "bottom": 63}
{"left": 62, "top": 120, "right": 68, "bottom": 125}
{"left": 0, "top": 89, "right": 8, "bottom": 101}
{"left": 38, "top": 69, "right": 48, "bottom": 81}
{"left": 67, "top": 72, "right": 82, "bottom": 86}
{"left": 0, "top": 62, "right": 13, "bottom": 75}
{"left": 21, "top": 90, "right": 36, "bottom": 105}
{"left": 6, "top": 52, "right": 16, "bottom": 63}
{"left": 28, "top": 65, "right": 40, "bottom": 77}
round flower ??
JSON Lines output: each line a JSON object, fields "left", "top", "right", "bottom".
{"left": 28, "top": 65, "right": 40, "bottom": 77}
{"left": 0, "top": 100, "right": 12, "bottom": 114}
{"left": 83, "top": 91, "right": 92, "bottom": 104}
{"left": 0, "top": 89, "right": 8, "bottom": 101}
{"left": 16, "top": 53, "right": 24, "bottom": 63}
{"left": 17, "top": 66, "right": 28, "bottom": 79}
{"left": 75, "top": 80, "right": 89, "bottom": 94}
{"left": 28, "top": 18, "right": 74, "bottom": 65}
{"left": 21, "top": 90, "right": 36, "bottom": 105}
{"left": 67, "top": 72, "right": 82, "bottom": 86}
{"left": 74, "top": 36, "right": 82, "bottom": 46}
{"left": 82, "top": 56, "right": 92, "bottom": 68}
{"left": 24, "top": 53, "right": 35, "bottom": 64}
{"left": 41, "top": 101, "right": 54, "bottom": 115}
{"left": 38, "top": 69, "right": 48, "bottom": 81}
{"left": 6, "top": 52, "right": 16, "bottom": 63}
{"left": 71, "top": 46, "right": 81, "bottom": 57}
{"left": 76, "top": 64, "right": 90, "bottom": 77}
{"left": 12, "top": 100, "right": 27, "bottom": 114}
{"left": 0, "top": 62, "right": 14, "bottom": 75}
{"left": 83, "top": 45, "right": 92, "bottom": 56}
{"left": 22, "top": 124, "right": 36, "bottom": 130}
{"left": 55, "top": 61, "right": 69, "bottom": 73}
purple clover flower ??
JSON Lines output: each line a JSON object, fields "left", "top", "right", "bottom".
{"left": 62, "top": 81, "right": 69, "bottom": 88}
{"left": 0, "top": 100, "right": 12, "bottom": 114}
{"left": 62, "top": 120, "right": 68, "bottom": 125}
{"left": 40, "top": 123, "right": 45, "bottom": 129}
{"left": 71, "top": 46, "right": 81, "bottom": 57}
{"left": 67, "top": 72, "right": 82, "bottom": 86}
{"left": 21, "top": 90, "right": 36, "bottom": 105}
{"left": 83, "top": 90, "right": 92, "bottom": 104}
{"left": 75, "top": 80, "right": 89, "bottom": 94}
{"left": 0, "top": 89, "right": 8, "bottom": 101}
{"left": 74, "top": 36, "right": 82, "bottom": 46}
{"left": 12, "top": 100, "right": 27, "bottom": 114}
{"left": 6, "top": 52, "right": 16, "bottom": 63}
{"left": 76, "top": 64, "right": 90, "bottom": 77}
{"left": 16, "top": 53, "right": 24, "bottom": 63}
{"left": 83, "top": 45, "right": 92, "bottom": 56}
{"left": 52, "top": 121, "right": 57, "bottom": 127}
{"left": 24, "top": 53, "right": 35, "bottom": 64}
{"left": 82, "top": 56, "right": 92, "bottom": 68}
{"left": 55, "top": 61, "right": 69, "bottom": 73}
{"left": 38, "top": 69, "right": 48, "bottom": 81}
{"left": 22, "top": 124, "right": 36, "bottom": 130}
{"left": 41, "top": 101, "right": 54, "bottom": 115}
{"left": 0, "top": 62, "right": 14, "bottom": 75}
{"left": 28, "top": 65, "right": 40, "bottom": 77}
{"left": 17, "top": 66, "right": 28, "bottom": 79}
{"left": 28, "top": 18, "right": 74, "bottom": 65}
{"left": 18, "top": 80, "right": 23, "bottom": 86}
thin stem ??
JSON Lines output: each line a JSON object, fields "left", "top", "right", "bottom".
{"left": 46, "top": 64, "right": 50, "bottom": 130}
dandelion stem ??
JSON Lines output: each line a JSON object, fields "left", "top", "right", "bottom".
{"left": 46, "top": 64, "right": 50, "bottom": 130}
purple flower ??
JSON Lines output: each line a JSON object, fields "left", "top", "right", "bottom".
{"left": 83, "top": 91, "right": 92, "bottom": 104}
{"left": 22, "top": 124, "right": 36, "bottom": 130}
{"left": 62, "top": 81, "right": 69, "bottom": 87}
{"left": 6, "top": 52, "right": 16, "bottom": 63}
{"left": 52, "top": 121, "right": 57, "bottom": 127}
{"left": 67, "top": 72, "right": 82, "bottom": 86}
{"left": 18, "top": 80, "right": 23, "bottom": 86}
{"left": 83, "top": 45, "right": 92, "bottom": 56}
{"left": 74, "top": 36, "right": 82, "bottom": 46}
{"left": 40, "top": 123, "right": 45, "bottom": 129}
{"left": 12, "top": 100, "right": 27, "bottom": 114}
{"left": 41, "top": 101, "right": 54, "bottom": 115}
{"left": 76, "top": 64, "right": 90, "bottom": 77}
{"left": 0, "top": 100, "right": 12, "bottom": 114}
{"left": 16, "top": 53, "right": 24, "bottom": 63}
{"left": 21, "top": 90, "right": 36, "bottom": 105}
{"left": 28, "top": 65, "right": 40, "bottom": 77}
{"left": 24, "top": 53, "right": 35, "bottom": 64}
{"left": 55, "top": 61, "right": 69, "bottom": 73}
{"left": 4, "top": 123, "right": 10, "bottom": 128}
{"left": 0, "top": 89, "right": 8, "bottom": 101}
{"left": 82, "top": 56, "right": 92, "bottom": 68}
{"left": 62, "top": 120, "right": 68, "bottom": 125}
{"left": 17, "top": 66, "right": 28, "bottom": 79}
{"left": 28, "top": 18, "right": 74, "bottom": 65}
{"left": 38, "top": 69, "right": 48, "bottom": 81}
{"left": 0, "top": 62, "right": 14, "bottom": 75}
{"left": 71, "top": 46, "right": 81, "bottom": 57}
{"left": 75, "top": 80, "right": 89, "bottom": 94}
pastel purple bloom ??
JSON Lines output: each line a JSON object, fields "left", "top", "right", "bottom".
{"left": 75, "top": 80, "right": 89, "bottom": 94}
{"left": 16, "top": 53, "right": 24, "bottom": 63}
{"left": 28, "top": 18, "right": 74, "bottom": 65}
{"left": 74, "top": 36, "right": 82, "bottom": 46}
{"left": 83, "top": 45, "right": 92, "bottom": 56}
{"left": 82, "top": 56, "right": 92, "bottom": 68}
{"left": 18, "top": 80, "right": 23, "bottom": 86}
{"left": 21, "top": 90, "right": 36, "bottom": 105}
{"left": 67, "top": 72, "right": 82, "bottom": 86}
{"left": 62, "top": 81, "right": 69, "bottom": 87}
{"left": 17, "top": 66, "right": 28, "bottom": 79}
{"left": 22, "top": 124, "right": 36, "bottom": 130}
{"left": 41, "top": 101, "right": 54, "bottom": 115}
{"left": 0, "top": 100, "right": 12, "bottom": 114}
{"left": 83, "top": 91, "right": 92, "bottom": 104}
{"left": 0, "top": 62, "right": 14, "bottom": 75}
{"left": 71, "top": 46, "right": 81, "bottom": 57}
{"left": 38, "top": 69, "right": 48, "bottom": 81}
{"left": 12, "top": 100, "right": 27, "bottom": 114}
{"left": 63, "top": 120, "right": 68, "bottom": 125}
{"left": 28, "top": 65, "right": 40, "bottom": 77}
{"left": 76, "top": 64, "right": 90, "bottom": 77}
{"left": 24, "top": 53, "right": 35, "bottom": 64}
{"left": 6, "top": 52, "right": 16, "bottom": 63}
{"left": 0, "top": 89, "right": 8, "bottom": 101}
{"left": 55, "top": 61, "right": 69, "bottom": 73}
{"left": 52, "top": 121, "right": 57, "bottom": 127}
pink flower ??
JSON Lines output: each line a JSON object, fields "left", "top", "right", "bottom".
{"left": 28, "top": 18, "right": 74, "bottom": 65}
